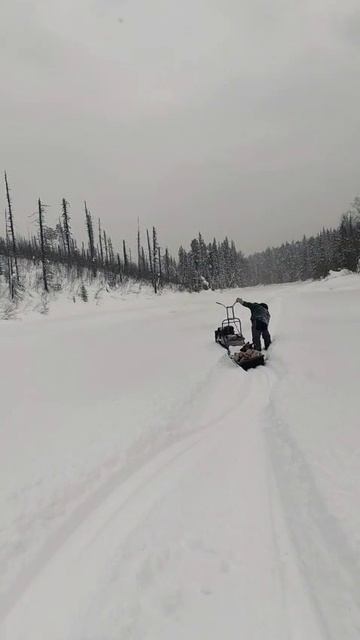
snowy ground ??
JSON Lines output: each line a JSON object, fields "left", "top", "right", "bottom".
{"left": 1, "top": 272, "right": 359, "bottom": 639}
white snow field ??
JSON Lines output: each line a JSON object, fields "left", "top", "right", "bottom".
{"left": 1, "top": 272, "right": 360, "bottom": 639}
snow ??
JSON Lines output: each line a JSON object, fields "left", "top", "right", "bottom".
{"left": 1, "top": 274, "right": 360, "bottom": 639}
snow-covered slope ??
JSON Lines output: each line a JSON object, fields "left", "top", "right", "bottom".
{"left": 0, "top": 260, "right": 155, "bottom": 320}
{"left": 1, "top": 273, "right": 359, "bottom": 639}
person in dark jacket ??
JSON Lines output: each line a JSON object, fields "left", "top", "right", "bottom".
{"left": 235, "top": 298, "right": 271, "bottom": 351}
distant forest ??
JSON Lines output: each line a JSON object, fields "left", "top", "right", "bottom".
{"left": 1, "top": 173, "right": 360, "bottom": 298}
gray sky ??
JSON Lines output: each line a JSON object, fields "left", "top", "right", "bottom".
{"left": 1, "top": 0, "right": 360, "bottom": 255}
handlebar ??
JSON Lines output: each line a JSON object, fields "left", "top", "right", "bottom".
{"left": 216, "top": 301, "right": 238, "bottom": 309}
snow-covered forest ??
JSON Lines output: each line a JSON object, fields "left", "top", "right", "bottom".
{"left": 1, "top": 176, "right": 360, "bottom": 303}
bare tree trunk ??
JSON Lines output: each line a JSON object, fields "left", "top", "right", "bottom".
{"left": 117, "top": 253, "right": 123, "bottom": 282}
{"left": 98, "top": 219, "right": 104, "bottom": 265}
{"left": 141, "top": 247, "right": 146, "bottom": 274}
{"left": 103, "top": 230, "right": 109, "bottom": 265}
{"left": 62, "top": 198, "right": 71, "bottom": 256}
{"left": 152, "top": 226, "right": 158, "bottom": 293}
{"left": 165, "top": 247, "right": 170, "bottom": 282}
{"left": 85, "top": 202, "right": 96, "bottom": 277}
{"left": 146, "top": 229, "right": 153, "bottom": 275}
{"left": 58, "top": 216, "right": 67, "bottom": 255}
{"left": 38, "top": 198, "right": 49, "bottom": 292}
{"left": 158, "top": 245, "right": 162, "bottom": 287}
{"left": 5, "top": 209, "right": 14, "bottom": 299}
{"left": 107, "top": 238, "right": 113, "bottom": 264}
{"left": 4, "top": 172, "right": 19, "bottom": 283}
{"left": 123, "top": 239, "right": 128, "bottom": 272}
{"left": 137, "top": 218, "right": 141, "bottom": 276}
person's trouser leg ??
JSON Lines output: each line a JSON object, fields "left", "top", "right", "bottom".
{"left": 251, "top": 323, "right": 262, "bottom": 351}
{"left": 262, "top": 328, "right": 271, "bottom": 350}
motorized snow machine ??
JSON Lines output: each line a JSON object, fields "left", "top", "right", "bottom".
{"left": 214, "top": 302, "right": 265, "bottom": 370}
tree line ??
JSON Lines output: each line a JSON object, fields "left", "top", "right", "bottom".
{"left": 1, "top": 173, "right": 359, "bottom": 299}
{"left": 1, "top": 173, "right": 179, "bottom": 299}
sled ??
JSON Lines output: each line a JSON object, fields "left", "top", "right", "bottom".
{"left": 215, "top": 302, "right": 265, "bottom": 370}
{"left": 214, "top": 302, "right": 245, "bottom": 349}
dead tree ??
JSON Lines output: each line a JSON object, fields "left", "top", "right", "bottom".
{"left": 98, "top": 219, "right": 104, "bottom": 265}
{"left": 165, "top": 247, "right": 170, "bottom": 282}
{"left": 123, "top": 239, "right": 128, "bottom": 272}
{"left": 103, "top": 230, "right": 109, "bottom": 265}
{"left": 38, "top": 198, "right": 49, "bottom": 292}
{"left": 158, "top": 245, "right": 162, "bottom": 287}
{"left": 85, "top": 202, "right": 96, "bottom": 277}
{"left": 108, "top": 237, "right": 114, "bottom": 265}
{"left": 137, "top": 218, "right": 141, "bottom": 276}
{"left": 117, "top": 253, "right": 123, "bottom": 282}
{"left": 61, "top": 198, "right": 71, "bottom": 257}
{"left": 146, "top": 228, "right": 153, "bottom": 275}
{"left": 4, "top": 172, "right": 19, "bottom": 282}
{"left": 57, "top": 217, "right": 66, "bottom": 255}
{"left": 141, "top": 247, "right": 147, "bottom": 274}
{"left": 5, "top": 209, "right": 14, "bottom": 299}
{"left": 152, "top": 226, "right": 158, "bottom": 293}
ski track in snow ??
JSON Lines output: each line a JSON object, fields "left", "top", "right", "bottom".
{"left": 0, "top": 361, "right": 242, "bottom": 622}
{"left": 263, "top": 281, "right": 360, "bottom": 640}
{"left": 1, "top": 276, "right": 359, "bottom": 639}
{"left": 265, "top": 401, "right": 360, "bottom": 639}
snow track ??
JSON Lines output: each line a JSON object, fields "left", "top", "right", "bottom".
{"left": 1, "top": 276, "right": 359, "bottom": 639}
{"left": 0, "top": 363, "right": 239, "bottom": 623}
{"left": 265, "top": 404, "right": 360, "bottom": 639}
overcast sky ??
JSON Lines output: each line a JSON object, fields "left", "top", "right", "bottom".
{"left": 1, "top": 0, "right": 360, "bottom": 254}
